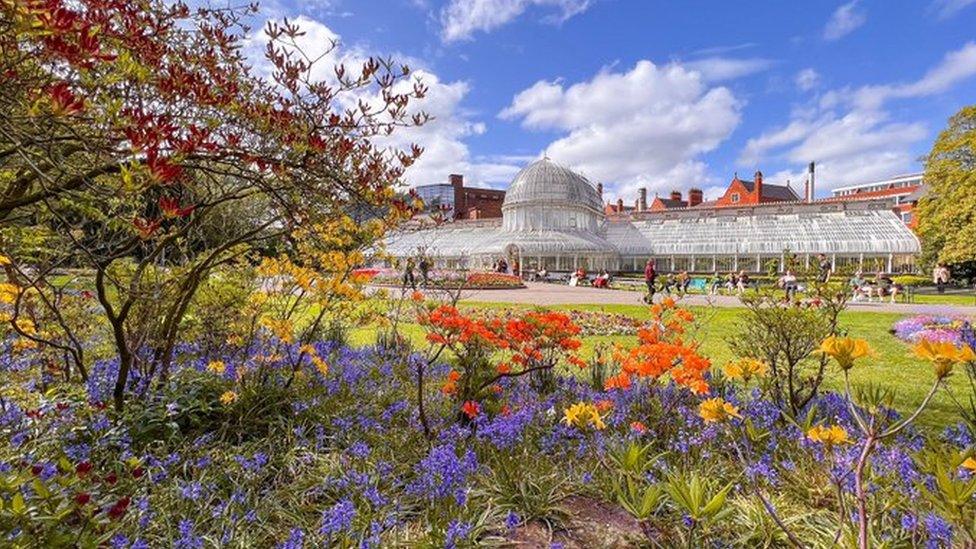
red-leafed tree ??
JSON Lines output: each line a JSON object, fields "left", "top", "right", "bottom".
{"left": 0, "top": 0, "right": 427, "bottom": 409}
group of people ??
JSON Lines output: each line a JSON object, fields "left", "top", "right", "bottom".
{"left": 848, "top": 270, "right": 904, "bottom": 303}
{"left": 567, "top": 268, "right": 612, "bottom": 288}
{"left": 492, "top": 257, "right": 517, "bottom": 275}
{"left": 400, "top": 256, "right": 432, "bottom": 290}
{"left": 707, "top": 271, "right": 752, "bottom": 296}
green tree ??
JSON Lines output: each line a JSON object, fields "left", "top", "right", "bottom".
{"left": 917, "top": 105, "right": 976, "bottom": 269}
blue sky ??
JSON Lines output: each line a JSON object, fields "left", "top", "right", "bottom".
{"left": 246, "top": 0, "right": 976, "bottom": 201}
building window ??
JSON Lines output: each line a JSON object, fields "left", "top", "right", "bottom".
{"left": 901, "top": 212, "right": 913, "bottom": 224}
{"left": 730, "top": 193, "right": 740, "bottom": 203}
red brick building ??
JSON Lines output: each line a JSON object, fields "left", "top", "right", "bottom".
{"left": 414, "top": 174, "right": 506, "bottom": 221}
{"left": 713, "top": 171, "right": 801, "bottom": 207}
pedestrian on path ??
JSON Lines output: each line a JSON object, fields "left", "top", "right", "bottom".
{"left": 643, "top": 259, "right": 657, "bottom": 303}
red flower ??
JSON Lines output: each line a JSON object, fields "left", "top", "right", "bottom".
{"left": 132, "top": 217, "right": 162, "bottom": 239}
{"left": 75, "top": 461, "right": 93, "bottom": 477}
{"left": 630, "top": 421, "right": 648, "bottom": 434}
{"left": 461, "top": 400, "right": 480, "bottom": 419}
{"left": 75, "top": 492, "right": 91, "bottom": 506}
{"left": 131, "top": 467, "right": 145, "bottom": 479}
{"left": 31, "top": 464, "right": 43, "bottom": 476}
{"left": 107, "top": 497, "right": 130, "bottom": 519}
{"left": 104, "top": 472, "right": 118, "bottom": 485}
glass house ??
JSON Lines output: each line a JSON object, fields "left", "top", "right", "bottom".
{"left": 382, "top": 159, "right": 921, "bottom": 274}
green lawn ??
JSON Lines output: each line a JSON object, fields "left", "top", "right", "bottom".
{"left": 352, "top": 300, "right": 972, "bottom": 430}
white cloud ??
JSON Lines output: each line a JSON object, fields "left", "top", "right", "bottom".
{"left": 500, "top": 60, "right": 742, "bottom": 199}
{"left": 740, "top": 43, "right": 976, "bottom": 192}
{"left": 930, "top": 0, "right": 976, "bottom": 19}
{"left": 440, "top": 0, "right": 591, "bottom": 43}
{"left": 245, "top": 16, "right": 521, "bottom": 188}
{"left": 823, "top": 1, "right": 866, "bottom": 41}
{"left": 683, "top": 57, "right": 774, "bottom": 82}
{"left": 795, "top": 68, "right": 821, "bottom": 91}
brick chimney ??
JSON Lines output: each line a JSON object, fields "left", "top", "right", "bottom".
{"left": 754, "top": 171, "right": 763, "bottom": 201}
{"left": 638, "top": 188, "right": 647, "bottom": 212}
{"left": 616, "top": 198, "right": 624, "bottom": 212}
{"left": 449, "top": 174, "right": 464, "bottom": 218}
{"left": 805, "top": 162, "right": 815, "bottom": 203}
{"left": 689, "top": 188, "right": 703, "bottom": 207}
{"left": 597, "top": 182, "right": 603, "bottom": 197}
{"left": 669, "top": 190, "right": 682, "bottom": 202}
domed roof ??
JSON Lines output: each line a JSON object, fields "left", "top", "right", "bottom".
{"left": 503, "top": 158, "right": 603, "bottom": 213}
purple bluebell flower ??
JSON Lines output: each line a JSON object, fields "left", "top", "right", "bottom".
{"left": 321, "top": 499, "right": 356, "bottom": 537}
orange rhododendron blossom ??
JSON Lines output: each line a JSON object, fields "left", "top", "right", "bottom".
{"left": 604, "top": 372, "right": 632, "bottom": 391}
{"left": 807, "top": 424, "right": 851, "bottom": 446}
{"left": 411, "top": 290, "right": 425, "bottom": 302}
{"left": 496, "top": 362, "right": 511, "bottom": 374}
{"left": 818, "top": 336, "right": 872, "bottom": 371}
{"left": 447, "top": 370, "right": 461, "bottom": 382}
{"left": 630, "top": 421, "right": 647, "bottom": 434}
{"left": 461, "top": 400, "right": 480, "bottom": 419}
{"left": 595, "top": 399, "right": 614, "bottom": 413}
{"left": 914, "top": 339, "right": 976, "bottom": 379}
{"left": 698, "top": 398, "right": 741, "bottom": 423}
{"left": 567, "top": 356, "right": 587, "bottom": 369}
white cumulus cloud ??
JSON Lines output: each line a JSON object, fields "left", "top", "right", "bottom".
{"left": 823, "top": 1, "right": 867, "bottom": 41}
{"left": 440, "top": 0, "right": 591, "bottom": 43}
{"left": 500, "top": 60, "right": 742, "bottom": 200}
{"left": 795, "top": 68, "right": 821, "bottom": 91}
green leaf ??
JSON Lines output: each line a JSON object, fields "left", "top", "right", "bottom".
{"left": 11, "top": 493, "right": 26, "bottom": 515}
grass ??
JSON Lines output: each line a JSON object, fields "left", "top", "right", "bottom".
{"left": 351, "top": 300, "right": 972, "bottom": 430}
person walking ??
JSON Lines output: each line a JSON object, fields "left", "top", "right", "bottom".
{"left": 934, "top": 263, "right": 950, "bottom": 294}
{"left": 778, "top": 269, "right": 798, "bottom": 301}
{"left": 402, "top": 257, "right": 416, "bottom": 290}
{"left": 817, "top": 254, "right": 832, "bottom": 283}
{"left": 643, "top": 259, "right": 657, "bottom": 303}
{"left": 418, "top": 255, "right": 431, "bottom": 288}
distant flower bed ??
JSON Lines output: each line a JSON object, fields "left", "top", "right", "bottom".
{"left": 463, "top": 307, "right": 643, "bottom": 337}
{"left": 361, "top": 269, "right": 524, "bottom": 289}
{"left": 892, "top": 314, "right": 975, "bottom": 346}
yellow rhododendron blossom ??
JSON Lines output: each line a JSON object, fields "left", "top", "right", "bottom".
{"left": 220, "top": 391, "right": 238, "bottom": 405}
{"left": 0, "top": 282, "right": 18, "bottom": 305}
{"left": 300, "top": 344, "right": 329, "bottom": 376}
{"left": 914, "top": 339, "right": 976, "bottom": 379}
{"left": 562, "top": 402, "right": 606, "bottom": 430}
{"left": 698, "top": 397, "right": 741, "bottom": 423}
{"left": 0, "top": 254, "right": 11, "bottom": 266}
{"left": 819, "top": 336, "right": 873, "bottom": 370}
{"left": 207, "top": 360, "right": 226, "bottom": 375}
{"left": 723, "top": 358, "right": 769, "bottom": 382}
{"left": 807, "top": 424, "right": 851, "bottom": 446}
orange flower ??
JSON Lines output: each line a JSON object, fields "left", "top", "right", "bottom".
{"left": 461, "top": 400, "right": 480, "bottom": 419}
{"left": 567, "top": 356, "right": 587, "bottom": 369}
{"left": 604, "top": 372, "right": 632, "bottom": 391}
{"left": 490, "top": 384, "right": 503, "bottom": 395}
{"left": 662, "top": 297, "right": 676, "bottom": 309}
{"left": 630, "top": 421, "right": 647, "bottom": 434}
{"left": 595, "top": 399, "right": 614, "bottom": 413}
{"left": 496, "top": 362, "right": 511, "bottom": 374}
{"left": 447, "top": 370, "right": 461, "bottom": 382}
{"left": 411, "top": 290, "right": 425, "bottom": 302}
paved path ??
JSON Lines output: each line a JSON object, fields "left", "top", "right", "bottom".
{"left": 457, "top": 282, "right": 976, "bottom": 315}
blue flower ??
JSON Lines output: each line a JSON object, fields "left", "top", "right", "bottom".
{"left": 407, "top": 443, "right": 478, "bottom": 504}
{"left": 445, "top": 520, "right": 471, "bottom": 549}
{"left": 175, "top": 519, "right": 203, "bottom": 549}
{"left": 924, "top": 513, "right": 953, "bottom": 547}
{"left": 321, "top": 499, "right": 356, "bottom": 537}
{"left": 280, "top": 528, "right": 304, "bottom": 549}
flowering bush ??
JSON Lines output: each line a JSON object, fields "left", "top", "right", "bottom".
{"left": 463, "top": 307, "right": 643, "bottom": 337}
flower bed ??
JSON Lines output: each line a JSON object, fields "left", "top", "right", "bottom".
{"left": 892, "top": 314, "right": 975, "bottom": 345}
{"left": 463, "top": 307, "right": 644, "bottom": 337}
{"left": 363, "top": 268, "right": 525, "bottom": 289}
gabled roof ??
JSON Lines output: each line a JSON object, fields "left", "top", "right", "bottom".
{"left": 655, "top": 198, "right": 687, "bottom": 209}
{"left": 761, "top": 184, "right": 801, "bottom": 201}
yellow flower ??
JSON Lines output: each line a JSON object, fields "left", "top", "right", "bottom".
{"left": 807, "top": 424, "right": 851, "bottom": 446}
{"left": 819, "top": 336, "right": 873, "bottom": 370}
{"left": 914, "top": 339, "right": 976, "bottom": 379}
{"left": 723, "top": 358, "right": 769, "bottom": 382}
{"left": 300, "top": 344, "right": 329, "bottom": 376}
{"left": 219, "top": 391, "right": 238, "bottom": 405}
{"left": 698, "top": 397, "right": 741, "bottom": 423}
{"left": 207, "top": 360, "right": 226, "bottom": 375}
{"left": 0, "top": 282, "right": 18, "bottom": 305}
{"left": 962, "top": 457, "right": 976, "bottom": 472}
{"left": 561, "top": 402, "right": 606, "bottom": 430}
{"left": 0, "top": 254, "right": 11, "bottom": 266}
